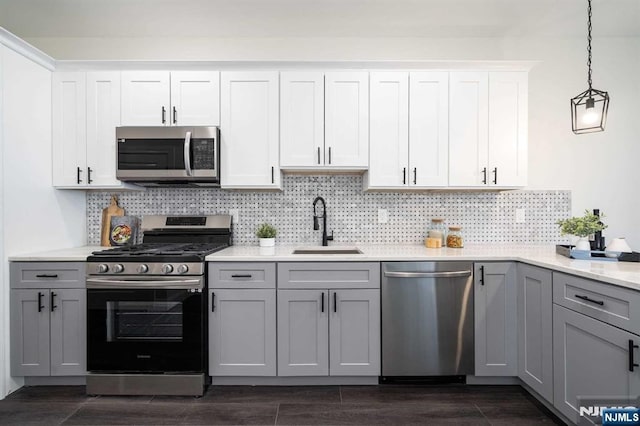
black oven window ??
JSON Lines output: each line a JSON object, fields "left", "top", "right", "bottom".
{"left": 106, "top": 301, "right": 183, "bottom": 342}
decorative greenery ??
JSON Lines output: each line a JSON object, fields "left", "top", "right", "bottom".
{"left": 556, "top": 210, "right": 607, "bottom": 238}
{"left": 256, "top": 223, "right": 277, "bottom": 239}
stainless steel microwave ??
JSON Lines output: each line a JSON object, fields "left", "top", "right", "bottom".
{"left": 116, "top": 126, "right": 220, "bottom": 187}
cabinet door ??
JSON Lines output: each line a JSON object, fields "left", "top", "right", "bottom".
{"left": 367, "top": 72, "right": 409, "bottom": 188}
{"left": 449, "top": 72, "right": 488, "bottom": 187}
{"left": 220, "top": 72, "right": 280, "bottom": 188}
{"left": 474, "top": 262, "right": 517, "bottom": 376}
{"left": 170, "top": 71, "right": 220, "bottom": 126}
{"left": 409, "top": 72, "right": 449, "bottom": 187}
{"left": 280, "top": 72, "right": 324, "bottom": 168}
{"left": 52, "top": 72, "right": 86, "bottom": 187}
{"left": 277, "top": 290, "right": 329, "bottom": 376}
{"left": 517, "top": 264, "right": 553, "bottom": 402}
{"left": 50, "top": 288, "right": 86, "bottom": 376}
{"left": 121, "top": 71, "right": 170, "bottom": 126}
{"left": 553, "top": 304, "right": 640, "bottom": 424}
{"left": 325, "top": 72, "right": 369, "bottom": 167}
{"left": 10, "top": 289, "right": 50, "bottom": 376}
{"left": 329, "top": 289, "right": 380, "bottom": 376}
{"left": 209, "top": 289, "right": 276, "bottom": 376}
{"left": 86, "top": 72, "right": 121, "bottom": 187}
{"left": 488, "top": 72, "right": 528, "bottom": 187}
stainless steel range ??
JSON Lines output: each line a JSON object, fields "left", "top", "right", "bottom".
{"left": 85, "top": 215, "right": 231, "bottom": 396}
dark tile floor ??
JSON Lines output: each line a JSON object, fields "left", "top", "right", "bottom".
{"left": 0, "top": 384, "right": 566, "bottom": 425}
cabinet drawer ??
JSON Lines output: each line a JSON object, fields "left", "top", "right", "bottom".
{"left": 553, "top": 272, "right": 640, "bottom": 334}
{"left": 10, "top": 262, "right": 85, "bottom": 289}
{"left": 278, "top": 263, "right": 380, "bottom": 289}
{"left": 209, "top": 263, "right": 276, "bottom": 289}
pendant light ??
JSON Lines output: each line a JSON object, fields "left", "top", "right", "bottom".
{"left": 571, "top": 0, "right": 610, "bottom": 134}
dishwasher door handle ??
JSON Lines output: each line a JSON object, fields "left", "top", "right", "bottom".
{"left": 383, "top": 270, "right": 472, "bottom": 279}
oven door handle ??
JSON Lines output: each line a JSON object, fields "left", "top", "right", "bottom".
{"left": 86, "top": 278, "right": 203, "bottom": 290}
{"left": 184, "top": 131, "right": 193, "bottom": 177}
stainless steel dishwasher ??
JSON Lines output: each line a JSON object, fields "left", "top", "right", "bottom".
{"left": 381, "top": 262, "right": 474, "bottom": 378}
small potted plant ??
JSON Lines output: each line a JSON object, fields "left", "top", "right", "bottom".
{"left": 556, "top": 210, "right": 606, "bottom": 250}
{"left": 256, "top": 223, "right": 277, "bottom": 247}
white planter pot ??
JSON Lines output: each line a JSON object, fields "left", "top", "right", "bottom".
{"left": 574, "top": 237, "right": 591, "bottom": 251}
{"left": 259, "top": 238, "right": 275, "bottom": 247}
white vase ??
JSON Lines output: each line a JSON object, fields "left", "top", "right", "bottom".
{"left": 259, "top": 237, "right": 275, "bottom": 247}
{"left": 574, "top": 237, "right": 591, "bottom": 251}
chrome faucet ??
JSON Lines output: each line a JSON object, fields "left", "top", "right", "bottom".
{"left": 312, "top": 196, "right": 333, "bottom": 246}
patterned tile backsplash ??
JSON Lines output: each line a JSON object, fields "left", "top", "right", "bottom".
{"left": 87, "top": 175, "right": 571, "bottom": 246}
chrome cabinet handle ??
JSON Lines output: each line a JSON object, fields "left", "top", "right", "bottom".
{"left": 173, "top": 106, "right": 177, "bottom": 124}
{"left": 481, "top": 167, "right": 487, "bottom": 184}
{"left": 161, "top": 106, "right": 166, "bottom": 124}
{"left": 184, "top": 131, "right": 193, "bottom": 176}
{"left": 413, "top": 168, "right": 417, "bottom": 185}
{"left": 87, "top": 167, "right": 93, "bottom": 184}
{"left": 76, "top": 166, "right": 82, "bottom": 184}
{"left": 384, "top": 271, "right": 472, "bottom": 278}
{"left": 317, "top": 147, "right": 321, "bottom": 164}
{"left": 328, "top": 147, "right": 332, "bottom": 164}
{"left": 492, "top": 167, "right": 498, "bottom": 185}
{"left": 403, "top": 168, "right": 406, "bottom": 185}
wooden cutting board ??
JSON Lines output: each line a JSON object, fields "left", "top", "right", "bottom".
{"left": 101, "top": 195, "right": 125, "bottom": 246}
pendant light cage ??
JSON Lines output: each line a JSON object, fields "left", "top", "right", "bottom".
{"left": 571, "top": 0, "right": 610, "bottom": 134}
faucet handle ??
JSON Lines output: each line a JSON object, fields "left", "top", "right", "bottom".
{"left": 327, "top": 231, "right": 334, "bottom": 242}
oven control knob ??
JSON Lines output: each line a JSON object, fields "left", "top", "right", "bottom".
{"left": 137, "top": 264, "right": 149, "bottom": 274}
{"left": 113, "top": 264, "right": 125, "bottom": 274}
{"left": 177, "top": 264, "right": 189, "bottom": 274}
{"left": 161, "top": 264, "right": 174, "bottom": 274}
{"left": 98, "top": 264, "right": 109, "bottom": 273}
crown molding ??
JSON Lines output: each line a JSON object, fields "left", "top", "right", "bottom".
{"left": 0, "top": 27, "right": 55, "bottom": 71}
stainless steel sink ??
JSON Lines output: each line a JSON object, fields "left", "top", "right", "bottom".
{"left": 292, "top": 246, "right": 362, "bottom": 255}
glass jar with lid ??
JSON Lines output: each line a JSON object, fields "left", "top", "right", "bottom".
{"left": 446, "top": 226, "right": 464, "bottom": 248}
{"left": 427, "top": 218, "right": 446, "bottom": 246}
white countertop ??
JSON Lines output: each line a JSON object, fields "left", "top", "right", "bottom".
{"left": 8, "top": 246, "right": 104, "bottom": 261}
{"left": 206, "top": 244, "right": 640, "bottom": 292}
{"left": 8, "top": 244, "right": 640, "bottom": 292}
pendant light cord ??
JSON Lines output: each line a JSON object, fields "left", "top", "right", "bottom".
{"left": 587, "top": 0, "right": 593, "bottom": 90}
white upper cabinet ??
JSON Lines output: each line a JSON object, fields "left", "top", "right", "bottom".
{"left": 449, "top": 71, "right": 528, "bottom": 188}
{"left": 121, "top": 71, "right": 170, "bottom": 126}
{"left": 170, "top": 71, "right": 220, "bottom": 126}
{"left": 280, "top": 71, "right": 368, "bottom": 169}
{"left": 325, "top": 72, "right": 369, "bottom": 168}
{"left": 86, "top": 72, "right": 122, "bottom": 187}
{"left": 366, "top": 71, "right": 449, "bottom": 189}
{"left": 52, "top": 72, "right": 87, "bottom": 187}
{"left": 409, "top": 72, "right": 449, "bottom": 187}
{"left": 121, "top": 71, "right": 219, "bottom": 126}
{"left": 449, "top": 71, "right": 489, "bottom": 187}
{"left": 280, "top": 72, "right": 324, "bottom": 168}
{"left": 53, "top": 71, "right": 129, "bottom": 189}
{"left": 368, "top": 72, "right": 409, "bottom": 187}
{"left": 220, "top": 71, "right": 280, "bottom": 189}
{"left": 489, "top": 72, "right": 528, "bottom": 187}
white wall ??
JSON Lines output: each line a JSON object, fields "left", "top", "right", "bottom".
{"left": 0, "top": 46, "right": 87, "bottom": 398}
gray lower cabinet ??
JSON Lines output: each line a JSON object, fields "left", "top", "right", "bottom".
{"left": 474, "top": 262, "right": 517, "bottom": 376}
{"left": 553, "top": 304, "right": 640, "bottom": 424}
{"left": 277, "top": 289, "right": 380, "bottom": 376}
{"left": 517, "top": 264, "right": 553, "bottom": 402}
{"left": 11, "top": 288, "right": 86, "bottom": 376}
{"left": 208, "top": 289, "right": 277, "bottom": 376}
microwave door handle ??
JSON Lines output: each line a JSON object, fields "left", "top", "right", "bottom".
{"left": 184, "top": 131, "right": 193, "bottom": 176}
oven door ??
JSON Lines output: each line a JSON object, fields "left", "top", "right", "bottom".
{"left": 116, "top": 126, "right": 219, "bottom": 181}
{"left": 87, "top": 276, "right": 205, "bottom": 373}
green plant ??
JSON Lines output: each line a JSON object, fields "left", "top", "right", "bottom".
{"left": 256, "top": 223, "right": 277, "bottom": 239}
{"left": 556, "top": 210, "right": 607, "bottom": 238}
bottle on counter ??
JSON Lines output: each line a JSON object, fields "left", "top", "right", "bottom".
{"left": 427, "top": 218, "right": 446, "bottom": 246}
{"left": 446, "top": 226, "right": 464, "bottom": 248}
